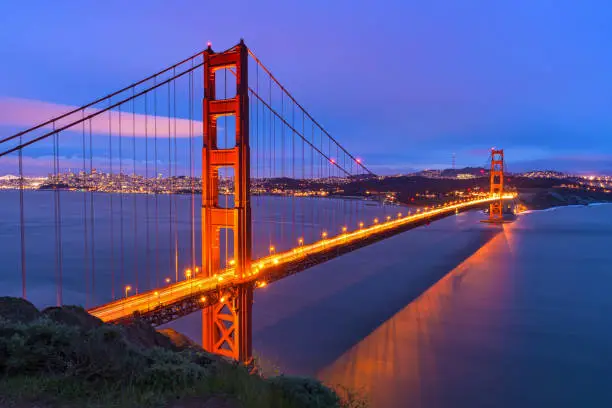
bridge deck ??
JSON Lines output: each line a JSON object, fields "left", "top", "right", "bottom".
{"left": 88, "top": 195, "right": 514, "bottom": 325}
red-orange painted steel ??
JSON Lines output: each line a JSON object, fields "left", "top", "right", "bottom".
{"left": 201, "top": 41, "right": 252, "bottom": 364}
{"left": 489, "top": 149, "right": 504, "bottom": 222}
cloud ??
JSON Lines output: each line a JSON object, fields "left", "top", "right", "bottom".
{"left": 0, "top": 96, "right": 202, "bottom": 139}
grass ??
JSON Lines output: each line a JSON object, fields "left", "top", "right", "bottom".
{"left": 0, "top": 366, "right": 298, "bottom": 408}
{"left": 0, "top": 298, "right": 368, "bottom": 408}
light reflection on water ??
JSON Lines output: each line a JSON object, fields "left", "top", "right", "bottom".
{"left": 318, "top": 229, "right": 515, "bottom": 407}
{"left": 315, "top": 205, "right": 612, "bottom": 408}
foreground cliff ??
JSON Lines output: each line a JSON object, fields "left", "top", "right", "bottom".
{"left": 0, "top": 297, "right": 364, "bottom": 408}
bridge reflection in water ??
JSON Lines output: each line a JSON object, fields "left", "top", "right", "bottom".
{"left": 318, "top": 226, "right": 515, "bottom": 408}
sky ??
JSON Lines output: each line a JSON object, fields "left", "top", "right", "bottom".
{"left": 1, "top": 0, "right": 612, "bottom": 175}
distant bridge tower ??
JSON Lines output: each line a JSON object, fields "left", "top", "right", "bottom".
{"left": 201, "top": 41, "right": 252, "bottom": 364}
{"left": 488, "top": 149, "right": 504, "bottom": 222}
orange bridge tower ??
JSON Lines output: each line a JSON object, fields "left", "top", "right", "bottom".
{"left": 488, "top": 149, "right": 504, "bottom": 223}
{"left": 201, "top": 41, "right": 252, "bottom": 364}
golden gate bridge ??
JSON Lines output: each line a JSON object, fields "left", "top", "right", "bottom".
{"left": 0, "top": 40, "right": 513, "bottom": 366}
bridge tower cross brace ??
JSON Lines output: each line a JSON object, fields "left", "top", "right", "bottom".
{"left": 201, "top": 41, "right": 253, "bottom": 364}
{"left": 489, "top": 149, "right": 504, "bottom": 222}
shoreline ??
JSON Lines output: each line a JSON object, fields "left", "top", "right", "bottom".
{"left": 520, "top": 201, "right": 612, "bottom": 215}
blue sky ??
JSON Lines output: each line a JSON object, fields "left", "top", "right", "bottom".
{"left": 1, "top": 0, "right": 611, "bottom": 174}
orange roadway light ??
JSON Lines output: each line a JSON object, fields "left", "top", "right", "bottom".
{"left": 201, "top": 296, "right": 207, "bottom": 302}
{"left": 124, "top": 285, "right": 132, "bottom": 298}
{"left": 359, "top": 222, "right": 364, "bottom": 229}
{"left": 269, "top": 245, "right": 275, "bottom": 254}
{"left": 220, "top": 296, "right": 226, "bottom": 303}
{"left": 342, "top": 226, "right": 347, "bottom": 233}
{"left": 228, "top": 259, "right": 236, "bottom": 266}
{"left": 374, "top": 218, "right": 379, "bottom": 224}
{"left": 322, "top": 231, "right": 328, "bottom": 239}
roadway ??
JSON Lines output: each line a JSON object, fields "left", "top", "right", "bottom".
{"left": 88, "top": 194, "right": 515, "bottom": 323}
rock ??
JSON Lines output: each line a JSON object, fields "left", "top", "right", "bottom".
{"left": 41, "top": 306, "right": 103, "bottom": 331}
{"left": 122, "top": 318, "right": 176, "bottom": 350}
{"left": 0, "top": 297, "right": 41, "bottom": 323}
{"left": 158, "top": 328, "right": 200, "bottom": 350}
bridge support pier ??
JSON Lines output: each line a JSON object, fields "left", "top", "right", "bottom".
{"left": 201, "top": 41, "right": 252, "bottom": 364}
{"left": 202, "top": 285, "right": 253, "bottom": 363}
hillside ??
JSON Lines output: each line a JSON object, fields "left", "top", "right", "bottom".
{"left": 0, "top": 297, "right": 364, "bottom": 408}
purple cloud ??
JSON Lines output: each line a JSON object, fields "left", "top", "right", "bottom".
{"left": 0, "top": 97, "right": 202, "bottom": 139}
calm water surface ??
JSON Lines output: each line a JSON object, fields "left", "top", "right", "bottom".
{"left": 254, "top": 204, "right": 612, "bottom": 407}
{"left": 2, "top": 191, "right": 612, "bottom": 407}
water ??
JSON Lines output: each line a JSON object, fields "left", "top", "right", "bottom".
{"left": 0, "top": 190, "right": 399, "bottom": 306}
{"left": 253, "top": 204, "right": 612, "bottom": 407}
{"left": 2, "top": 191, "right": 612, "bottom": 407}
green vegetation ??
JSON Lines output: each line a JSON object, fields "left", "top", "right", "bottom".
{"left": 0, "top": 297, "right": 367, "bottom": 408}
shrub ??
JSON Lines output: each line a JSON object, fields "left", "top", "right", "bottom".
{"left": 0, "top": 299, "right": 356, "bottom": 408}
{"left": 268, "top": 375, "right": 341, "bottom": 408}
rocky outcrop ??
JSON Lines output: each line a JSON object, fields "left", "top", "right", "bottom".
{"left": 0, "top": 297, "right": 41, "bottom": 323}
{"left": 41, "top": 305, "right": 103, "bottom": 331}
{"left": 158, "top": 328, "right": 201, "bottom": 350}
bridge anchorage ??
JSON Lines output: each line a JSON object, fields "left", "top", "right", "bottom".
{"left": 1, "top": 38, "right": 517, "bottom": 369}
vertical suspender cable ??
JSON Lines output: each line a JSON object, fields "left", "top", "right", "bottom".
{"left": 173, "top": 71, "right": 178, "bottom": 281}
{"left": 291, "top": 104, "right": 295, "bottom": 244}
{"left": 18, "top": 132, "right": 26, "bottom": 299}
{"left": 53, "top": 124, "right": 63, "bottom": 306}
{"left": 119, "top": 104, "right": 125, "bottom": 294}
{"left": 301, "top": 111, "right": 305, "bottom": 241}
{"left": 256, "top": 64, "right": 259, "bottom": 184}
{"left": 89, "top": 121, "right": 97, "bottom": 299}
{"left": 310, "top": 122, "right": 315, "bottom": 243}
{"left": 154, "top": 78, "right": 159, "bottom": 286}
{"left": 58, "top": 130, "right": 63, "bottom": 305}
{"left": 167, "top": 81, "right": 175, "bottom": 282}
{"left": 145, "top": 93, "right": 150, "bottom": 290}
{"left": 267, "top": 75, "right": 273, "bottom": 245}
{"left": 108, "top": 100, "right": 114, "bottom": 304}
{"left": 269, "top": 75, "right": 272, "bottom": 180}
{"left": 132, "top": 90, "right": 139, "bottom": 293}
{"left": 280, "top": 92, "right": 284, "bottom": 246}
{"left": 53, "top": 123, "right": 59, "bottom": 305}
{"left": 190, "top": 67, "right": 196, "bottom": 271}
{"left": 81, "top": 113, "right": 89, "bottom": 307}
